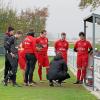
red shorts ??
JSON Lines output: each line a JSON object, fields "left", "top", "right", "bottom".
{"left": 77, "top": 55, "right": 88, "bottom": 68}
{"left": 18, "top": 51, "right": 26, "bottom": 70}
{"left": 37, "top": 54, "right": 49, "bottom": 67}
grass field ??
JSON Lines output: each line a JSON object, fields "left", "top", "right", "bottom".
{"left": 0, "top": 56, "right": 97, "bottom": 100}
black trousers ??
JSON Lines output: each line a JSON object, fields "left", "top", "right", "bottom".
{"left": 5, "top": 53, "right": 18, "bottom": 84}
{"left": 25, "top": 53, "right": 37, "bottom": 83}
{"left": 49, "top": 72, "right": 70, "bottom": 84}
{"left": 4, "top": 54, "right": 12, "bottom": 79}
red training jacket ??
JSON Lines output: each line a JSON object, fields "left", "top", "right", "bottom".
{"left": 22, "top": 36, "right": 36, "bottom": 54}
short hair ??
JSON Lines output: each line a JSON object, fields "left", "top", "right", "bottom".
{"left": 8, "top": 26, "right": 14, "bottom": 32}
{"left": 61, "top": 32, "right": 66, "bottom": 35}
{"left": 41, "top": 30, "right": 47, "bottom": 34}
{"left": 16, "top": 30, "right": 23, "bottom": 35}
{"left": 79, "top": 32, "right": 85, "bottom": 37}
{"left": 27, "top": 28, "right": 35, "bottom": 37}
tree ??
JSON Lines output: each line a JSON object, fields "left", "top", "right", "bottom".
{"left": 0, "top": 0, "right": 48, "bottom": 34}
{"left": 79, "top": 0, "right": 100, "bottom": 9}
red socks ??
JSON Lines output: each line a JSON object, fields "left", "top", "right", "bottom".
{"left": 77, "top": 68, "right": 86, "bottom": 81}
{"left": 81, "top": 69, "right": 86, "bottom": 81}
{"left": 77, "top": 69, "right": 81, "bottom": 81}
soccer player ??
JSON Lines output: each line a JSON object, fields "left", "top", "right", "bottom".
{"left": 55, "top": 32, "right": 69, "bottom": 63}
{"left": 22, "top": 30, "right": 37, "bottom": 86}
{"left": 36, "top": 30, "right": 49, "bottom": 82}
{"left": 74, "top": 32, "right": 93, "bottom": 84}
{"left": 18, "top": 42, "right": 26, "bottom": 83}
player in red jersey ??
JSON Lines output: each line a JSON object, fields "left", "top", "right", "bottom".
{"left": 74, "top": 32, "right": 93, "bottom": 84}
{"left": 22, "top": 30, "right": 37, "bottom": 86}
{"left": 55, "top": 32, "right": 69, "bottom": 63}
{"left": 18, "top": 42, "right": 26, "bottom": 82}
{"left": 36, "top": 30, "right": 49, "bottom": 81}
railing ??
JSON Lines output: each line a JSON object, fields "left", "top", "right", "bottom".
{"left": 94, "top": 56, "right": 100, "bottom": 90}
{"left": 68, "top": 49, "right": 100, "bottom": 90}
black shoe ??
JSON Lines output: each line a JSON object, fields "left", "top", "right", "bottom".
{"left": 49, "top": 82, "right": 54, "bottom": 87}
{"left": 74, "top": 80, "right": 80, "bottom": 84}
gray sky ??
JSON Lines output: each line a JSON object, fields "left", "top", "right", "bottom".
{"left": 3, "top": 0, "right": 100, "bottom": 40}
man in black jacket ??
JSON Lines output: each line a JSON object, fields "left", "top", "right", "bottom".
{"left": 47, "top": 52, "right": 70, "bottom": 86}
{"left": 4, "top": 27, "right": 15, "bottom": 83}
{"left": 4, "top": 30, "right": 22, "bottom": 86}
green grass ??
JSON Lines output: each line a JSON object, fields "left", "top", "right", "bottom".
{"left": 96, "top": 44, "right": 100, "bottom": 50}
{"left": 0, "top": 56, "right": 5, "bottom": 69}
{"left": 69, "top": 43, "right": 74, "bottom": 49}
{"left": 0, "top": 56, "right": 97, "bottom": 100}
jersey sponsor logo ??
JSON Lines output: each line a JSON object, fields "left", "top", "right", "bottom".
{"left": 77, "top": 48, "right": 85, "bottom": 51}
{"left": 59, "top": 48, "right": 66, "bottom": 51}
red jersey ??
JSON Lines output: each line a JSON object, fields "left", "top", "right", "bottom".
{"left": 36, "top": 36, "right": 48, "bottom": 54}
{"left": 55, "top": 39, "right": 69, "bottom": 63}
{"left": 55, "top": 39, "right": 69, "bottom": 53}
{"left": 74, "top": 39, "right": 92, "bottom": 56}
{"left": 23, "top": 36, "right": 36, "bottom": 54}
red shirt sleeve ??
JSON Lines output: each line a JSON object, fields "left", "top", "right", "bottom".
{"left": 74, "top": 41, "right": 78, "bottom": 49}
{"left": 87, "top": 41, "right": 92, "bottom": 49}
{"left": 66, "top": 41, "right": 69, "bottom": 50}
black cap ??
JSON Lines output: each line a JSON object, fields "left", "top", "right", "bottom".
{"left": 8, "top": 27, "right": 14, "bottom": 32}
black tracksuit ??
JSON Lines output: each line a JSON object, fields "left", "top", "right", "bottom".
{"left": 4, "top": 33, "right": 12, "bottom": 80}
{"left": 4, "top": 35, "right": 18, "bottom": 84}
{"left": 48, "top": 55, "right": 70, "bottom": 83}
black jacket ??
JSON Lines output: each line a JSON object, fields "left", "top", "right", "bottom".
{"left": 4, "top": 35, "right": 18, "bottom": 54}
{"left": 48, "top": 55, "right": 68, "bottom": 80}
{"left": 4, "top": 33, "right": 11, "bottom": 53}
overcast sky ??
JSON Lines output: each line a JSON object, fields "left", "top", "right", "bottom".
{"left": 3, "top": 0, "right": 100, "bottom": 40}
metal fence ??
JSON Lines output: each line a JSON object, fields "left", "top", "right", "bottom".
{"left": 68, "top": 49, "right": 100, "bottom": 91}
